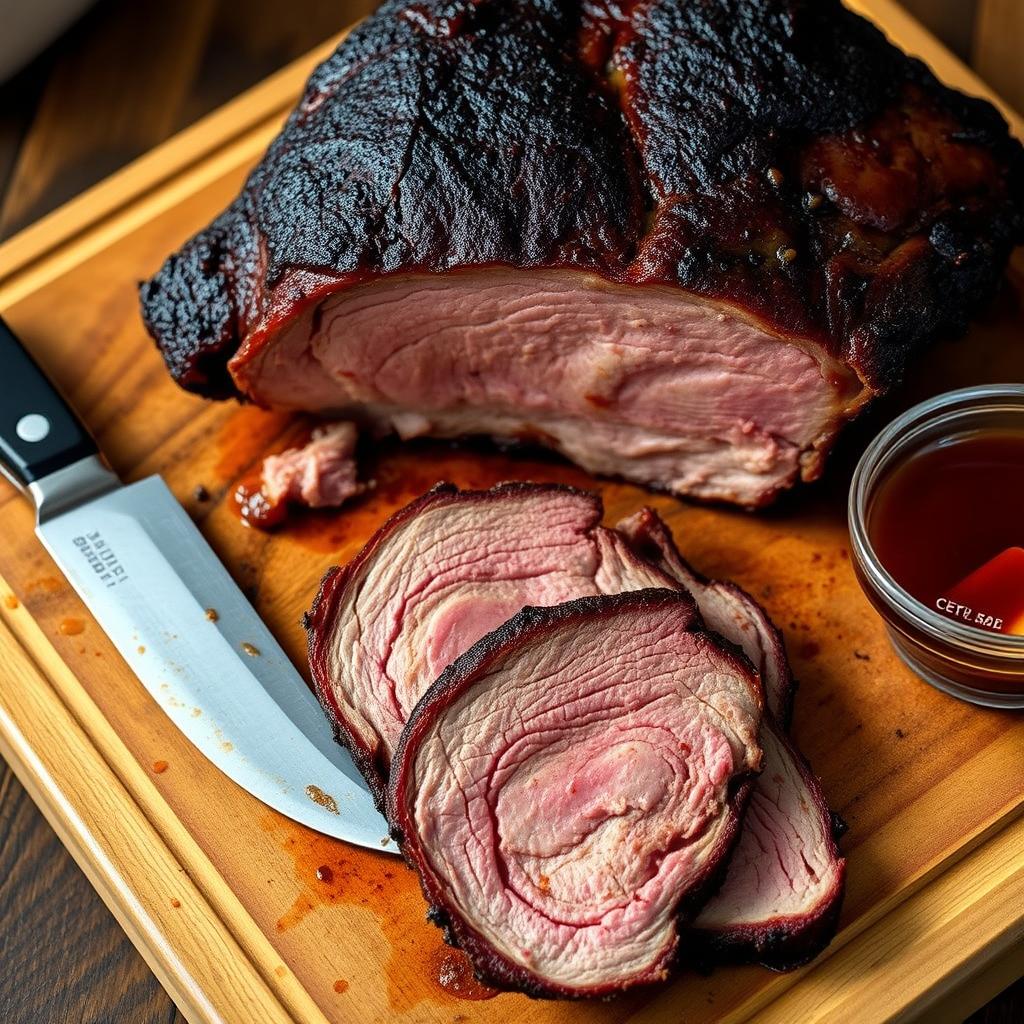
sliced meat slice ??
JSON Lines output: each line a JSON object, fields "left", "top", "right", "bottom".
{"left": 616, "top": 508, "right": 845, "bottom": 967}
{"left": 616, "top": 506, "right": 793, "bottom": 724}
{"left": 261, "top": 421, "right": 364, "bottom": 509}
{"left": 388, "top": 590, "right": 764, "bottom": 997}
{"left": 687, "top": 726, "right": 846, "bottom": 970}
{"left": 305, "top": 483, "right": 686, "bottom": 803}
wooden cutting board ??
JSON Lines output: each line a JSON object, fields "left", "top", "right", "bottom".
{"left": 1, "top": 3, "right": 1023, "bottom": 1022}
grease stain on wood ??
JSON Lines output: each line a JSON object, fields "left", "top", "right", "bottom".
{"left": 214, "top": 406, "right": 296, "bottom": 482}
{"left": 257, "top": 812, "right": 643, "bottom": 1018}
{"left": 28, "top": 576, "right": 64, "bottom": 595}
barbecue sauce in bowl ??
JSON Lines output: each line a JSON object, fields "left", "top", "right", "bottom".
{"left": 867, "top": 431, "right": 1024, "bottom": 638}
{"left": 849, "top": 386, "right": 1024, "bottom": 707}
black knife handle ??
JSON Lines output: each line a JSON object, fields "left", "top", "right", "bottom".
{"left": 0, "top": 317, "right": 97, "bottom": 488}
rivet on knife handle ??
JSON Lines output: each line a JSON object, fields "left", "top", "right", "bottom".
{"left": 0, "top": 316, "right": 117, "bottom": 520}
{"left": 0, "top": 317, "right": 99, "bottom": 485}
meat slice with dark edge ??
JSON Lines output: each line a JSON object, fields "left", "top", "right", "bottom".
{"left": 617, "top": 507, "right": 845, "bottom": 969}
{"left": 617, "top": 506, "right": 794, "bottom": 725}
{"left": 388, "top": 590, "right": 764, "bottom": 997}
{"left": 140, "top": 0, "right": 1024, "bottom": 508}
{"left": 305, "top": 483, "right": 685, "bottom": 804}
{"left": 687, "top": 725, "right": 846, "bottom": 969}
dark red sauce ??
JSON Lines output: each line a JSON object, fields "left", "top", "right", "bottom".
{"left": 867, "top": 431, "right": 1024, "bottom": 636}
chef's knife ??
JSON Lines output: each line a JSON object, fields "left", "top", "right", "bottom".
{"left": 0, "top": 317, "right": 394, "bottom": 851}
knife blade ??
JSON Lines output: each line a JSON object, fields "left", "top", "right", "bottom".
{"left": 0, "top": 316, "right": 394, "bottom": 851}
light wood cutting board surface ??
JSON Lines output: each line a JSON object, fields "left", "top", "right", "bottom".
{"left": 0, "top": 2, "right": 1023, "bottom": 1021}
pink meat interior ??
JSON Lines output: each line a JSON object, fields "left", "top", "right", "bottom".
{"left": 400, "top": 599, "right": 762, "bottom": 990}
{"left": 234, "top": 269, "right": 866, "bottom": 506}
{"left": 694, "top": 726, "right": 842, "bottom": 929}
{"left": 319, "top": 487, "right": 674, "bottom": 767}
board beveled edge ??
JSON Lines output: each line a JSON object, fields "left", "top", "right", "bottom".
{"left": 0, "top": 578, "right": 329, "bottom": 1024}
{"left": 750, "top": 809, "right": 1024, "bottom": 1024}
{"left": 0, "top": 3, "right": 1021, "bottom": 1021}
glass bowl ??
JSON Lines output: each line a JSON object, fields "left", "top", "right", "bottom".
{"left": 848, "top": 384, "right": 1024, "bottom": 709}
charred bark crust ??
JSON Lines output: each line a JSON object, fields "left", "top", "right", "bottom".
{"left": 141, "top": 0, "right": 1024, "bottom": 400}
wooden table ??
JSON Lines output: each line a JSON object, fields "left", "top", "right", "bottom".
{"left": 0, "top": 1, "right": 1021, "bottom": 1021}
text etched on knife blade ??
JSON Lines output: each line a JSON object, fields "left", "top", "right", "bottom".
{"left": 74, "top": 532, "right": 129, "bottom": 587}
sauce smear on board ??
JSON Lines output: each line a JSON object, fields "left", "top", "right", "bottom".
{"left": 867, "top": 431, "right": 1024, "bottom": 636}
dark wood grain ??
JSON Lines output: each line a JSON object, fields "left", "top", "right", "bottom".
{"left": 969, "top": 979, "right": 1024, "bottom": 1024}
{"left": 0, "top": 1, "right": 1019, "bottom": 1022}
{"left": 973, "top": 0, "right": 1024, "bottom": 118}
{"left": 0, "top": 0, "right": 377, "bottom": 240}
{"left": 897, "top": 0, "right": 979, "bottom": 59}
{"left": 0, "top": 762, "right": 187, "bottom": 1023}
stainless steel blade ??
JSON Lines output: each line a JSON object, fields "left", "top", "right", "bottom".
{"left": 36, "top": 475, "right": 396, "bottom": 852}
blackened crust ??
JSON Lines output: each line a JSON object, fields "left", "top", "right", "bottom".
{"left": 142, "top": 0, "right": 644, "bottom": 395}
{"left": 142, "top": 0, "right": 1024, "bottom": 406}
{"left": 612, "top": 0, "right": 1024, "bottom": 389}
{"left": 388, "top": 588, "right": 762, "bottom": 998}
{"left": 138, "top": 215, "right": 251, "bottom": 398}
{"left": 304, "top": 480, "right": 610, "bottom": 803}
